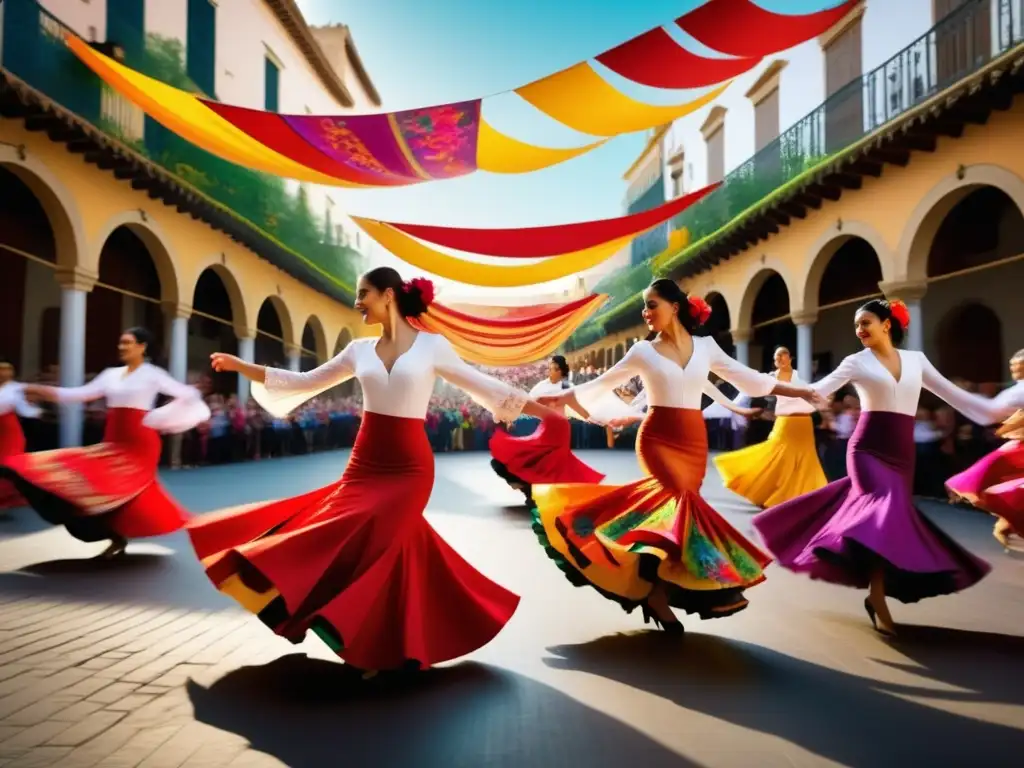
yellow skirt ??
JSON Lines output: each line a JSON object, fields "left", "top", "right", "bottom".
{"left": 714, "top": 415, "right": 827, "bottom": 508}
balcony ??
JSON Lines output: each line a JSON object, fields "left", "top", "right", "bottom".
{"left": 568, "top": 0, "right": 1024, "bottom": 348}
{"left": 0, "top": 0, "right": 363, "bottom": 302}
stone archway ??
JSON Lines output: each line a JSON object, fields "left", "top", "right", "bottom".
{"left": 937, "top": 302, "right": 1003, "bottom": 384}
{"left": 256, "top": 297, "right": 290, "bottom": 367}
{"left": 301, "top": 315, "right": 328, "bottom": 370}
{"left": 191, "top": 266, "right": 243, "bottom": 394}
{"left": 702, "top": 291, "right": 732, "bottom": 355}
{"left": 744, "top": 269, "right": 794, "bottom": 373}
{"left": 335, "top": 327, "right": 354, "bottom": 356}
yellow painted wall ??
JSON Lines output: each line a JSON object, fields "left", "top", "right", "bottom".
{"left": 0, "top": 120, "right": 371, "bottom": 360}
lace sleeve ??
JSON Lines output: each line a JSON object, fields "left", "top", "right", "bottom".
{"left": 432, "top": 335, "right": 528, "bottom": 424}
{"left": 251, "top": 343, "right": 358, "bottom": 418}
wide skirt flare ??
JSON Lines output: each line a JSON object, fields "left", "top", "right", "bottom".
{"left": 0, "top": 412, "right": 28, "bottom": 510}
{"left": 533, "top": 407, "right": 770, "bottom": 620}
{"left": 714, "top": 414, "right": 827, "bottom": 508}
{"left": 490, "top": 411, "right": 604, "bottom": 498}
{"left": 0, "top": 407, "right": 187, "bottom": 540}
{"left": 753, "top": 411, "right": 990, "bottom": 602}
{"left": 187, "top": 411, "right": 520, "bottom": 672}
{"left": 946, "top": 439, "right": 1024, "bottom": 534}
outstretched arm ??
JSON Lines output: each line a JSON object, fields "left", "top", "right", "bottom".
{"left": 24, "top": 370, "right": 111, "bottom": 404}
{"left": 433, "top": 335, "right": 533, "bottom": 424}
{"left": 703, "top": 381, "right": 760, "bottom": 416}
{"left": 921, "top": 355, "right": 1019, "bottom": 425}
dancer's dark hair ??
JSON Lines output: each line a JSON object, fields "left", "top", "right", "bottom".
{"left": 645, "top": 279, "right": 702, "bottom": 340}
{"left": 551, "top": 355, "right": 570, "bottom": 386}
{"left": 123, "top": 326, "right": 153, "bottom": 350}
{"left": 362, "top": 267, "right": 430, "bottom": 319}
{"left": 856, "top": 299, "right": 905, "bottom": 346}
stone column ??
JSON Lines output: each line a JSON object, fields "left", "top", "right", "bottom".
{"left": 163, "top": 303, "right": 192, "bottom": 469}
{"left": 731, "top": 328, "right": 752, "bottom": 368}
{"left": 791, "top": 310, "right": 818, "bottom": 382}
{"left": 237, "top": 333, "right": 256, "bottom": 404}
{"left": 878, "top": 280, "right": 928, "bottom": 352}
{"left": 287, "top": 348, "right": 302, "bottom": 372}
{"left": 55, "top": 267, "right": 97, "bottom": 448}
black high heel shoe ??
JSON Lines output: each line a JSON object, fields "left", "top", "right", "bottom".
{"left": 863, "top": 597, "right": 896, "bottom": 637}
{"left": 641, "top": 603, "right": 685, "bottom": 635}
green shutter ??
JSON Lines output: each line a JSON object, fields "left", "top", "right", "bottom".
{"left": 264, "top": 56, "right": 280, "bottom": 112}
{"left": 186, "top": 0, "right": 216, "bottom": 97}
{"left": 106, "top": 0, "right": 145, "bottom": 65}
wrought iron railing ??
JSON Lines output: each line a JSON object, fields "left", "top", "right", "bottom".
{"left": 565, "top": 0, "right": 1024, "bottom": 350}
{"left": 0, "top": 0, "right": 364, "bottom": 298}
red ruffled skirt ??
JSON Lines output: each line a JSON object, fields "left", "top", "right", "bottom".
{"left": 533, "top": 407, "right": 770, "bottom": 619}
{"left": 187, "top": 411, "right": 520, "bottom": 671}
{"left": 0, "top": 412, "right": 27, "bottom": 509}
{"left": 0, "top": 407, "right": 187, "bottom": 541}
{"left": 490, "top": 411, "right": 604, "bottom": 491}
{"left": 947, "top": 440, "right": 1024, "bottom": 534}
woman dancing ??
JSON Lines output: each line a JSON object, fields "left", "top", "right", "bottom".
{"left": 752, "top": 300, "right": 1018, "bottom": 637}
{"left": 188, "top": 268, "right": 550, "bottom": 678}
{"left": 0, "top": 328, "right": 209, "bottom": 558}
{"left": 714, "top": 346, "right": 827, "bottom": 507}
{"left": 0, "top": 360, "right": 40, "bottom": 510}
{"left": 490, "top": 355, "right": 604, "bottom": 507}
{"left": 946, "top": 349, "right": 1024, "bottom": 546}
{"left": 534, "top": 280, "right": 822, "bottom": 633}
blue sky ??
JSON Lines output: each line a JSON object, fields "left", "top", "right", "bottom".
{"left": 293, "top": 0, "right": 856, "bottom": 294}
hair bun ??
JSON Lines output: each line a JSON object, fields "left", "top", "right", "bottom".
{"left": 688, "top": 296, "right": 712, "bottom": 327}
{"left": 403, "top": 277, "right": 436, "bottom": 308}
{"left": 888, "top": 299, "right": 910, "bottom": 329}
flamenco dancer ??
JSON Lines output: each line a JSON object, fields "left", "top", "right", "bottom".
{"left": 489, "top": 354, "right": 604, "bottom": 507}
{"left": 188, "top": 268, "right": 552, "bottom": 678}
{"left": 0, "top": 360, "right": 40, "bottom": 510}
{"left": 0, "top": 328, "right": 209, "bottom": 559}
{"left": 946, "top": 349, "right": 1024, "bottom": 546}
{"left": 534, "top": 280, "right": 822, "bottom": 633}
{"left": 714, "top": 345, "right": 827, "bottom": 507}
{"left": 752, "top": 300, "right": 1019, "bottom": 637}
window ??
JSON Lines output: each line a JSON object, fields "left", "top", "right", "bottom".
{"left": 106, "top": 0, "right": 144, "bottom": 62}
{"left": 187, "top": 0, "right": 217, "bottom": 96}
{"left": 264, "top": 55, "right": 280, "bottom": 112}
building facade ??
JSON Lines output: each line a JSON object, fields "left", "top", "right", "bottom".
{"left": 569, "top": 0, "right": 1024, "bottom": 388}
{"left": 0, "top": 0, "right": 380, "bottom": 446}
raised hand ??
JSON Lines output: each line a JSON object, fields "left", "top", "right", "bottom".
{"left": 210, "top": 353, "right": 244, "bottom": 374}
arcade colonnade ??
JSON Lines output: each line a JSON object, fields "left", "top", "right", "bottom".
{"left": 573, "top": 107, "right": 1024, "bottom": 385}
{"left": 0, "top": 126, "right": 366, "bottom": 447}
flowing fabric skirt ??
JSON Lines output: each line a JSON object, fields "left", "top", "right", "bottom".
{"left": 946, "top": 440, "right": 1024, "bottom": 533}
{"left": 490, "top": 411, "right": 604, "bottom": 497}
{"left": 0, "top": 408, "right": 187, "bottom": 541}
{"left": 714, "top": 415, "right": 827, "bottom": 508}
{"left": 533, "top": 407, "right": 770, "bottom": 619}
{"left": 753, "top": 411, "right": 990, "bottom": 603}
{"left": 0, "top": 412, "right": 27, "bottom": 510}
{"left": 187, "top": 411, "right": 520, "bottom": 671}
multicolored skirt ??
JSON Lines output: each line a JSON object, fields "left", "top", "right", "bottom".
{"left": 0, "top": 412, "right": 27, "bottom": 510}
{"left": 533, "top": 407, "right": 770, "bottom": 620}
{"left": 753, "top": 411, "right": 990, "bottom": 603}
{"left": 946, "top": 440, "right": 1024, "bottom": 534}
{"left": 187, "top": 411, "right": 520, "bottom": 671}
{"left": 0, "top": 407, "right": 187, "bottom": 541}
{"left": 490, "top": 411, "right": 604, "bottom": 496}
{"left": 714, "top": 414, "right": 827, "bottom": 508}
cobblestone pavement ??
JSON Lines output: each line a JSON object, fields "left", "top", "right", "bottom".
{"left": 1, "top": 450, "right": 1023, "bottom": 767}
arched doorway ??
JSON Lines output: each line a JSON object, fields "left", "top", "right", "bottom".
{"left": 301, "top": 316, "right": 327, "bottom": 371}
{"left": 749, "top": 272, "right": 794, "bottom": 372}
{"left": 191, "top": 267, "right": 239, "bottom": 394}
{"left": 255, "top": 299, "right": 287, "bottom": 367}
{"left": 937, "top": 303, "right": 1003, "bottom": 384}
{"left": 813, "top": 236, "right": 884, "bottom": 375}
{"left": 922, "top": 186, "right": 1024, "bottom": 376}
{"left": 0, "top": 167, "right": 60, "bottom": 379}
{"left": 701, "top": 291, "right": 733, "bottom": 356}
{"left": 614, "top": 343, "right": 625, "bottom": 363}
{"left": 88, "top": 226, "right": 166, "bottom": 373}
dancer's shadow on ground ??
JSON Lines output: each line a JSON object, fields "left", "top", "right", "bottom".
{"left": 187, "top": 654, "right": 701, "bottom": 768}
{"left": 545, "top": 629, "right": 1024, "bottom": 767}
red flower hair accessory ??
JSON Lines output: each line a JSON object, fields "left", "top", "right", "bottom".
{"left": 688, "top": 295, "right": 712, "bottom": 326}
{"left": 403, "top": 277, "right": 436, "bottom": 307}
{"left": 888, "top": 299, "right": 910, "bottom": 329}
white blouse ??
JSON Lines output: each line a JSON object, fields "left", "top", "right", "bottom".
{"left": 253, "top": 332, "right": 528, "bottom": 423}
{"left": 573, "top": 337, "right": 777, "bottom": 412}
{"left": 771, "top": 370, "right": 816, "bottom": 416}
{"left": 529, "top": 378, "right": 571, "bottom": 398}
{"left": 0, "top": 382, "right": 41, "bottom": 419}
{"left": 53, "top": 363, "right": 210, "bottom": 434}
{"left": 811, "top": 349, "right": 1018, "bottom": 424}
